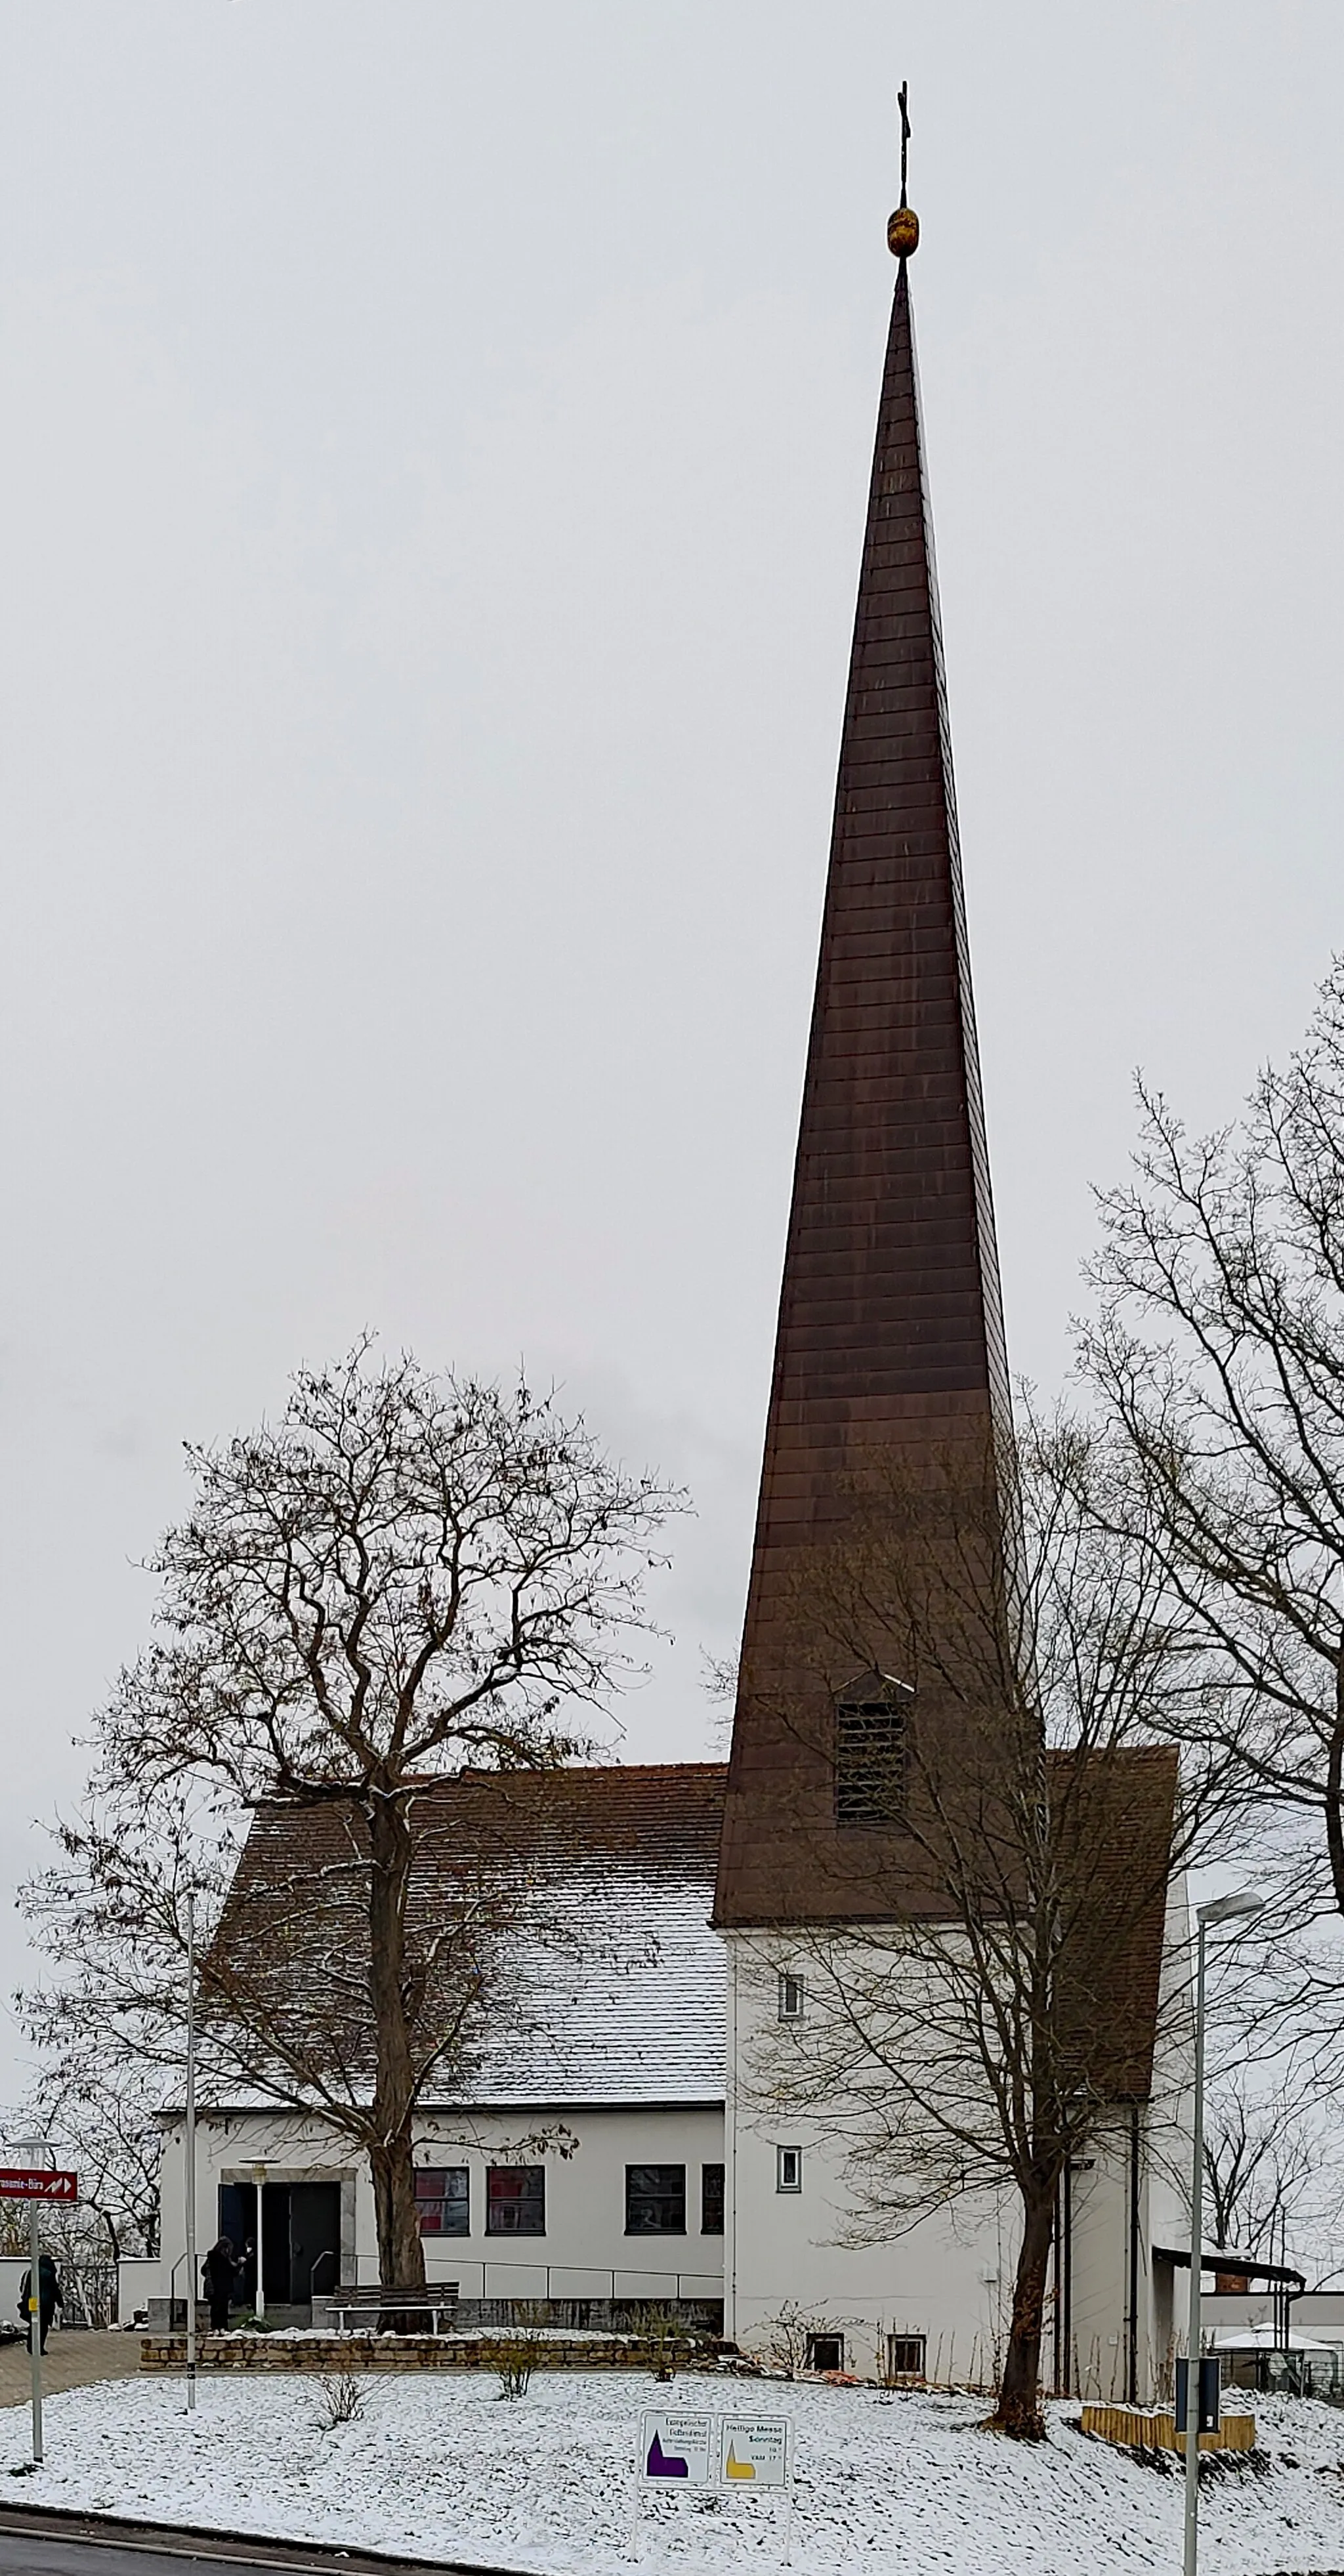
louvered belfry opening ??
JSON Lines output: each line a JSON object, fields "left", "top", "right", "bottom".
{"left": 713, "top": 255, "right": 1012, "bottom": 1928}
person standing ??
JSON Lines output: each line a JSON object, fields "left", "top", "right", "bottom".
{"left": 18, "top": 2253, "right": 62, "bottom": 2354}
{"left": 201, "top": 2235, "right": 240, "bottom": 2333}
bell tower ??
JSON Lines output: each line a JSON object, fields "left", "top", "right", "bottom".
{"left": 714, "top": 136, "right": 1009, "bottom": 1926}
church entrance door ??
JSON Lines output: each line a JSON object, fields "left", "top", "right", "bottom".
{"left": 217, "top": 2179, "right": 341, "bottom": 2314}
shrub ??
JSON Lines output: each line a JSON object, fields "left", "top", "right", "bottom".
{"left": 494, "top": 2299, "right": 550, "bottom": 2400}
{"left": 315, "top": 2369, "right": 368, "bottom": 2430}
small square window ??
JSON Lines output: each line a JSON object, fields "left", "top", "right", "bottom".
{"left": 807, "top": 2332, "right": 845, "bottom": 2373}
{"left": 778, "top": 1971, "right": 805, "bottom": 2020}
{"left": 776, "top": 2146, "right": 803, "bottom": 2193}
{"left": 887, "top": 2333, "right": 927, "bottom": 2380}
{"left": 415, "top": 2165, "right": 469, "bottom": 2237}
{"left": 625, "top": 2165, "right": 686, "bottom": 2235}
{"left": 486, "top": 2166, "right": 545, "bottom": 2236}
{"left": 700, "top": 2163, "right": 724, "bottom": 2235}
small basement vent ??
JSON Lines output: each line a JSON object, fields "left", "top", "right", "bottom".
{"left": 835, "top": 1676, "right": 911, "bottom": 1825}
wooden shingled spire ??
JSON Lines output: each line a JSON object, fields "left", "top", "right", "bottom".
{"left": 713, "top": 182, "right": 1011, "bottom": 1926}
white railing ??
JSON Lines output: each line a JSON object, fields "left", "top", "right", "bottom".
{"left": 376, "top": 2256, "right": 724, "bottom": 2304}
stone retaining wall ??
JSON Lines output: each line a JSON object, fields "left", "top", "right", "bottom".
{"left": 140, "top": 2333, "right": 712, "bottom": 2375}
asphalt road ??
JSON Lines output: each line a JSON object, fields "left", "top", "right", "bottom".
{"left": 0, "top": 2514, "right": 539, "bottom": 2576}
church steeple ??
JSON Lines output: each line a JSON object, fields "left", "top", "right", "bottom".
{"left": 714, "top": 164, "right": 1009, "bottom": 1926}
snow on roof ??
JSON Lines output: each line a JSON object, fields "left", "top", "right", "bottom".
{"left": 209, "top": 1764, "right": 728, "bottom": 2113}
{"left": 438, "top": 1863, "right": 725, "bottom": 2108}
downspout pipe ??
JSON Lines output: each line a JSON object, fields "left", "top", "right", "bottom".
{"left": 1127, "top": 2101, "right": 1141, "bottom": 2404}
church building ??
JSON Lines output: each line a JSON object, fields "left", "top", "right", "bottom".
{"left": 156, "top": 178, "right": 1193, "bottom": 2401}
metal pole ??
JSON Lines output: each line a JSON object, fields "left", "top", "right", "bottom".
{"left": 185, "top": 1891, "right": 198, "bottom": 2412}
{"left": 28, "top": 2195, "right": 42, "bottom": 2466}
{"left": 1183, "top": 1917, "right": 1207, "bottom": 2576}
{"left": 1127, "top": 2102, "right": 1141, "bottom": 2404}
{"left": 251, "top": 2164, "right": 266, "bottom": 2319}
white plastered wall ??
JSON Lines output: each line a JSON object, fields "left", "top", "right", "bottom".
{"left": 726, "top": 1908, "right": 1194, "bottom": 2397}
{"left": 725, "top": 1932, "right": 1012, "bottom": 2382}
{"left": 159, "top": 2102, "right": 725, "bottom": 2302}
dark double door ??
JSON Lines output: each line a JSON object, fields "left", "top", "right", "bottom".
{"left": 218, "top": 2180, "right": 341, "bottom": 2312}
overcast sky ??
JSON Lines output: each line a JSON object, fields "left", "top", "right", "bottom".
{"left": 0, "top": 1, "right": 1341, "bottom": 2096}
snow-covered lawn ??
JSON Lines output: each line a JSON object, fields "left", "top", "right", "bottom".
{"left": 2, "top": 2371, "right": 1343, "bottom": 2575}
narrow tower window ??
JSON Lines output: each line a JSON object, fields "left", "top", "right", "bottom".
{"left": 835, "top": 1674, "right": 912, "bottom": 1825}
{"left": 778, "top": 1970, "right": 805, "bottom": 2021}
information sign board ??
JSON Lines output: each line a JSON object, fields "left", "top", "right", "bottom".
{"left": 0, "top": 2170, "right": 77, "bottom": 2202}
{"left": 639, "top": 2412, "right": 715, "bottom": 2485}
{"left": 719, "top": 2417, "right": 791, "bottom": 2487}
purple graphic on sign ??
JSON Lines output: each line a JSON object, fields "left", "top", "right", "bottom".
{"left": 646, "top": 2430, "right": 688, "bottom": 2478}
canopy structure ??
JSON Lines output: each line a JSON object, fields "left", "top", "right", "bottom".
{"left": 1154, "top": 2245, "right": 1307, "bottom": 2289}
{"left": 1211, "top": 2324, "right": 1334, "bottom": 2354}
{"left": 1143, "top": 2235, "right": 1303, "bottom": 2297}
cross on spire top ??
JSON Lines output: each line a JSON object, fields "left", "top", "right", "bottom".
{"left": 888, "top": 81, "right": 919, "bottom": 258}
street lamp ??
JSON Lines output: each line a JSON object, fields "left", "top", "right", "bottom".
{"left": 1185, "top": 1890, "right": 1265, "bottom": 2576}
{"left": 7, "top": 2136, "right": 53, "bottom": 2465}
{"left": 182, "top": 1892, "right": 202, "bottom": 2415}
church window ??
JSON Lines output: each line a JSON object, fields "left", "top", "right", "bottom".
{"left": 776, "top": 2145, "right": 803, "bottom": 2193}
{"left": 835, "top": 1678, "right": 911, "bottom": 1824}
{"left": 807, "top": 2331, "right": 845, "bottom": 2373}
{"left": 700, "top": 2163, "right": 725, "bottom": 2234}
{"left": 887, "top": 2333, "right": 927, "bottom": 2380}
{"left": 625, "top": 2164, "right": 686, "bottom": 2234}
{"left": 486, "top": 2166, "right": 545, "bottom": 2235}
{"left": 778, "top": 1970, "right": 805, "bottom": 2020}
{"left": 415, "top": 2166, "right": 469, "bottom": 2237}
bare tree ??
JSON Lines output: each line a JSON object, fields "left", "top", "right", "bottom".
{"left": 1200, "top": 2079, "right": 1325, "bottom": 2266}
{"left": 22, "top": 2048, "right": 162, "bottom": 2262}
{"left": 22, "top": 1340, "right": 681, "bottom": 2287}
{"left": 1082, "top": 959, "right": 1344, "bottom": 1944}
{"left": 745, "top": 1408, "right": 1240, "bottom": 2439}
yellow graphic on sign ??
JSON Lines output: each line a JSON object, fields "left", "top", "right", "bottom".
{"left": 724, "top": 2442, "right": 755, "bottom": 2480}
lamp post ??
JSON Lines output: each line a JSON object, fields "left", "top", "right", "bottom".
{"left": 184, "top": 1891, "right": 198, "bottom": 2414}
{"left": 9, "top": 2136, "right": 53, "bottom": 2467}
{"left": 1185, "top": 1891, "right": 1265, "bottom": 2576}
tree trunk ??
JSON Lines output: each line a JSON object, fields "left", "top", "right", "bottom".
{"left": 368, "top": 2130, "right": 425, "bottom": 2293}
{"left": 992, "top": 2184, "right": 1056, "bottom": 2439}
{"left": 366, "top": 1795, "right": 427, "bottom": 2292}
{"left": 1327, "top": 1648, "right": 1344, "bottom": 1919}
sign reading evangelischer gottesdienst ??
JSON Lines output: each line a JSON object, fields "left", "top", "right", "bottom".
{"left": 639, "top": 2413, "right": 792, "bottom": 2488}
{"left": 640, "top": 2413, "right": 716, "bottom": 2485}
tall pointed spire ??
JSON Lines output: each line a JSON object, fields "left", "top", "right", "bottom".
{"left": 715, "top": 166, "right": 1009, "bottom": 1925}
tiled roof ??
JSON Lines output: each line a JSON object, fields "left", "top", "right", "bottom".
{"left": 211, "top": 1764, "right": 728, "bottom": 2109}
{"left": 450, "top": 1863, "right": 726, "bottom": 2108}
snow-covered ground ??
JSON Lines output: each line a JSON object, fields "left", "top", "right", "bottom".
{"left": 2, "top": 2371, "right": 1343, "bottom": 2575}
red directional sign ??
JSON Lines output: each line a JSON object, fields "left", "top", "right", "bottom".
{"left": 0, "top": 2170, "right": 77, "bottom": 2201}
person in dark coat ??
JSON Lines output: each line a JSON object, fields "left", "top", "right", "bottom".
{"left": 201, "top": 2236, "right": 240, "bottom": 2333}
{"left": 18, "top": 2253, "right": 62, "bottom": 2354}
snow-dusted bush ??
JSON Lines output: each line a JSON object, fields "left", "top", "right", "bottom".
{"left": 315, "top": 2370, "right": 367, "bottom": 2430}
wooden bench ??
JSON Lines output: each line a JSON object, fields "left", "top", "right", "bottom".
{"left": 326, "top": 2283, "right": 459, "bottom": 2336}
